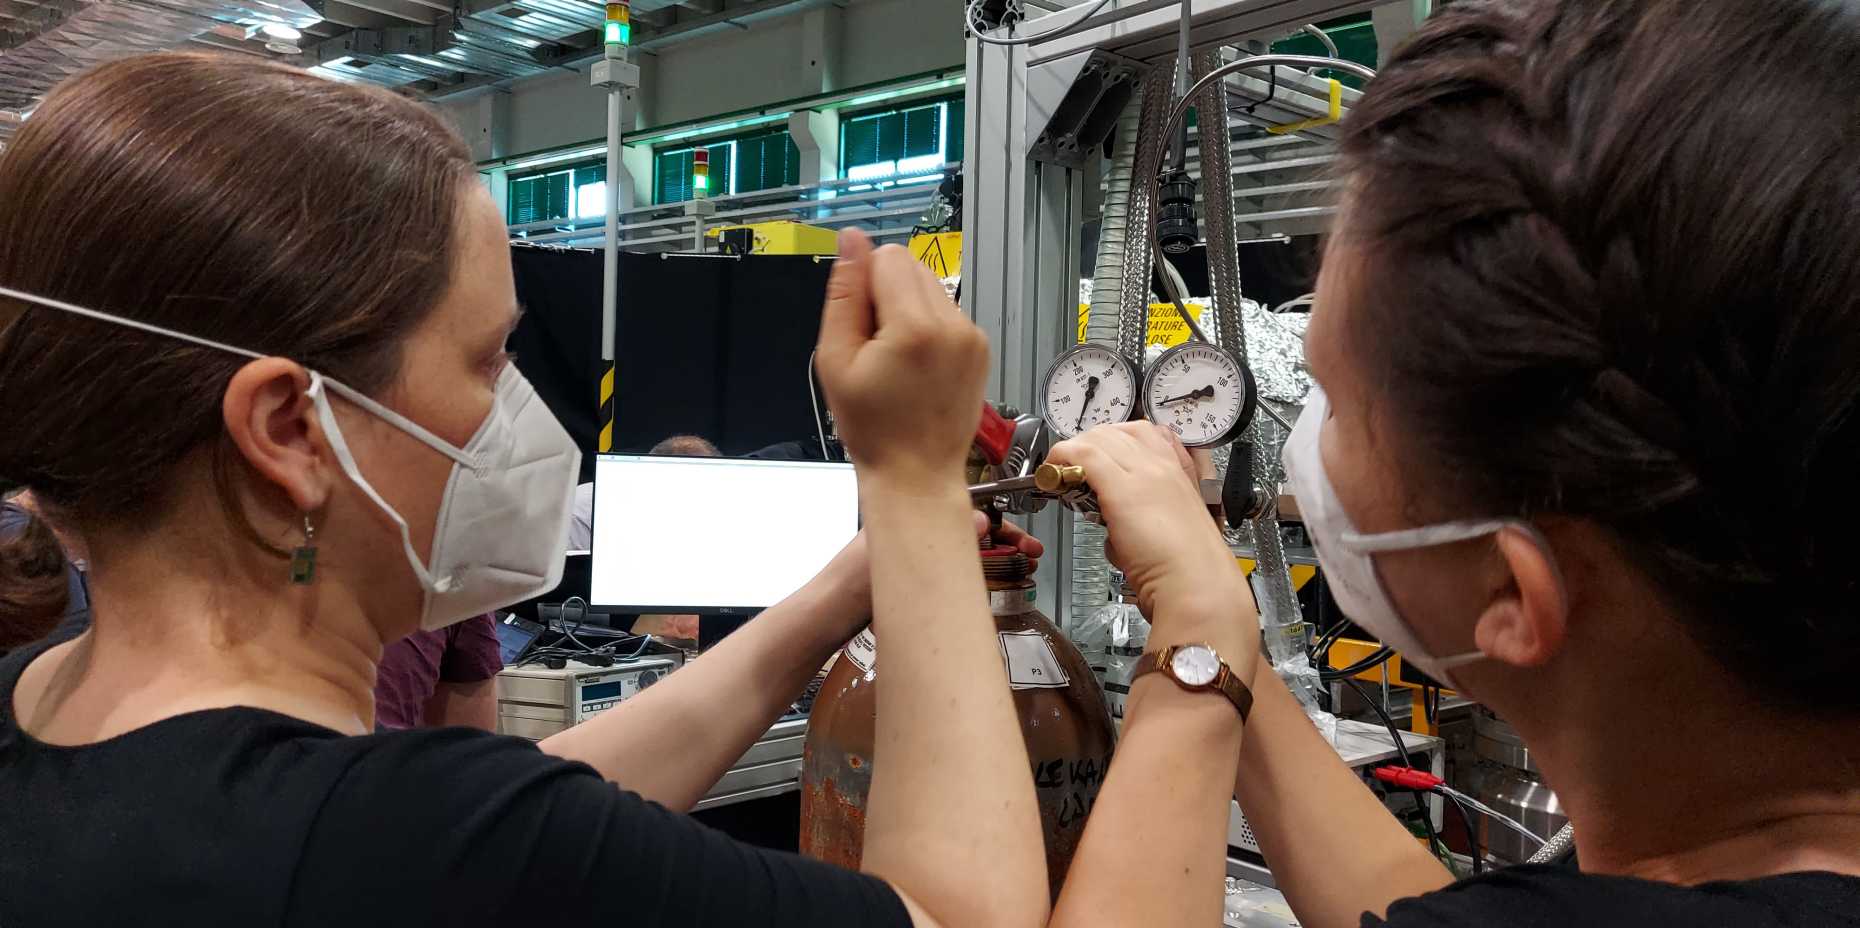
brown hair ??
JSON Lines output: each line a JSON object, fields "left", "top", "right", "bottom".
{"left": 0, "top": 53, "right": 476, "bottom": 556}
{"left": 1337, "top": 0, "right": 1860, "bottom": 709}
{"left": 0, "top": 498, "right": 70, "bottom": 648}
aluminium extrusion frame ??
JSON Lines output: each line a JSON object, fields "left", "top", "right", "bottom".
{"left": 960, "top": 0, "right": 1376, "bottom": 622}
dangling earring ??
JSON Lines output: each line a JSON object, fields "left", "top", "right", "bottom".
{"left": 290, "top": 514, "right": 318, "bottom": 584}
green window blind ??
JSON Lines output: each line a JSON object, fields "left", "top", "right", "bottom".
{"left": 656, "top": 149, "right": 693, "bottom": 204}
{"left": 508, "top": 158, "right": 605, "bottom": 224}
{"left": 735, "top": 131, "right": 800, "bottom": 193}
{"left": 842, "top": 111, "right": 899, "bottom": 169}
{"left": 947, "top": 97, "right": 966, "bottom": 163}
{"left": 842, "top": 94, "right": 966, "bottom": 176}
{"left": 901, "top": 104, "right": 940, "bottom": 159}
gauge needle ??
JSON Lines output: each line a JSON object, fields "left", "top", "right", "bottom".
{"left": 1077, "top": 376, "right": 1100, "bottom": 431}
{"left": 1158, "top": 385, "right": 1214, "bottom": 406}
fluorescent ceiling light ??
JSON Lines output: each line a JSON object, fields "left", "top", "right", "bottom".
{"left": 260, "top": 22, "right": 302, "bottom": 41}
{"left": 841, "top": 76, "right": 964, "bottom": 109}
{"left": 500, "top": 145, "right": 606, "bottom": 173}
{"left": 397, "top": 54, "right": 457, "bottom": 70}
{"left": 651, "top": 111, "right": 791, "bottom": 145}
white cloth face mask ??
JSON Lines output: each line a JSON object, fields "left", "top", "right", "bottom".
{"left": 1281, "top": 387, "right": 1544, "bottom": 690}
{"left": 0, "top": 285, "right": 581, "bottom": 630}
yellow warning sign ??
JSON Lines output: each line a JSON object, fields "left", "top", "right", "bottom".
{"left": 910, "top": 232, "right": 963, "bottom": 278}
{"left": 1076, "top": 302, "right": 1200, "bottom": 348}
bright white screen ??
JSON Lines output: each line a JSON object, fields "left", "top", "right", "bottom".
{"left": 589, "top": 455, "right": 859, "bottom": 611}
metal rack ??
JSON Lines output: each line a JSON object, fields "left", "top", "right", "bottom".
{"left": 506, "top": 165, "right": 953, "bottom": 251}
{"left": 959, "top": 0, "right": 1376, "bottom": 623}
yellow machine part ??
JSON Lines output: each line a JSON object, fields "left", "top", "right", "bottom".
{"left": 1230, "top": 556, "right": 1452, "bottom": 735}
{"left": 1234, "top": 556, "right": 1318, "bottom": 592}
{"left": 1325, "top": 637, "right": 1453, "bottom": 736}
{"left": 706, "top": 220, "right": 840, "bottom": 256}
{"left": 910, "top": 231, "right": 963, "bottom": 277}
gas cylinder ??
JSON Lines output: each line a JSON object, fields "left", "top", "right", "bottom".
{"left": 799, "top": 543, "right": 1116, "bottom": 900}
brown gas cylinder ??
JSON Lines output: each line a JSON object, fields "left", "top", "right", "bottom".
{"left": 799, "top": 543, "right": 1116, "bottom": 900}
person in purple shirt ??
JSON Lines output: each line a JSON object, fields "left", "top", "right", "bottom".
{"left": 373, "top": 613, "right": 503, "bottom": 731}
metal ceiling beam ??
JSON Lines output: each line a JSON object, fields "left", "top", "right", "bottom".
{"left": 188, "top": 33, "right": 270, "bottom": 57}
{"left": 1024, "top": 0, "right": 1380, "bottom": 66}
{"left": 426, "top": 0, "right": 835, "bottom": 99}
{"left": 319, "top": 2, "right": 405, "bottom": 29}
{"left": 335, "top": 0, "right": 438, "bottom": 24}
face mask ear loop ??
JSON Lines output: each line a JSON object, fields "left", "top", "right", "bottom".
{"left": 315, "top": 375, "right": 480, "bottom": 471}
{"left": 307, "top": 374, "right": 457, "bottom": 593}
{"left": 1340, "top": 519, "right": 1518, "bottom": 553}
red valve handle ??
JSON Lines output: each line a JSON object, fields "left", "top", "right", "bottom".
{"left": 973, "top": 402, "right": 1015, "bottom": 467}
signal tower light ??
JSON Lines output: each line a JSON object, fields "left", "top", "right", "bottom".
{"left": 604, "top": 2, "right": 630, "bottom": 47}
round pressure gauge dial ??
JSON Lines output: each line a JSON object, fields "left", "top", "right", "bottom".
{"left": 1141, "top": 342, "right": 1255, "bottom": 448}
{"left": 1040, "top": 344, "right": 1139, "bottom": 441}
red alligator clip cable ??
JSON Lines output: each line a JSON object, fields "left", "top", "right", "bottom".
{"left": 1373, "top": 766, "right": 1444, "bottom": 791}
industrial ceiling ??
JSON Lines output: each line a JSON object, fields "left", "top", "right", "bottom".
{"left": 0, "top": 0, "right": 840, "bottom": 135}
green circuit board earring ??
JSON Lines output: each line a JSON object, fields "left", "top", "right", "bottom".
{"left": 290, "top": 515, "right": 317, "bottom": 584}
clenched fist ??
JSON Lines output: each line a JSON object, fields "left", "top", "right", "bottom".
{"left": 815, "top": 228, "right": 991, "bottom": 492}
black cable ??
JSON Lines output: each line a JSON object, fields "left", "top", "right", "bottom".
{"left": 1442, "top": 790, "right": 1484, "bottom": 876}
{"left": 1343, "top": 677, "right": 1445, "bottom": 861}
{"left": 1320, "top": 646, "right": 1394, "bottom": 680}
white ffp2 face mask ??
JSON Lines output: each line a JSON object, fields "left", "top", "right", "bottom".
{"left": 0, "top": 284, "right": 581, "bottom": 630}
{"left": 1281, "top": 388, "right": 1538, "bottom": 690}
{"left": 309, "top": 364, "right": 580, "bottom": 629}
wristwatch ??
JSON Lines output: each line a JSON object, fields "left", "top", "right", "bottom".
{"left": 1132, "top": 643, "right": 1253, "bottom": 722}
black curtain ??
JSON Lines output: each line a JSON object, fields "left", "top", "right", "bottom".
{"left": 508, "top": 246, "right": 832, "bottom": 476}
{"left": 509, "top": 246, "right": 604, "bottom": 483}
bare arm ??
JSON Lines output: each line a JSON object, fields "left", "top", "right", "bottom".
{"left": 537, "top": 553, "right": 861, "bottom": 810}
{"left": 423, "top": 678, "right": 497, "bottom": 731}
{"left": 1044, "top": 423, "right": 1257, "bottom": 927}
{"left": 858, "top": 484, "right": 1048, "bottom": 928}
{"left": 1233, "top": 669, "right": 1454, "bottom": 928}
{"left": 814, "top": 230, "right": 1048, "bottom": 928}
{"left": 1050, "top": 622, "right": 1248, "bottom": 926}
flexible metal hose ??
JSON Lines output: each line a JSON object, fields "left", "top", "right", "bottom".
{"left": 1192, "top": 50, "right": 1325, "bottom": 716}
{"left": 1527, "top": 822, "right": 1576, "bottom": 864}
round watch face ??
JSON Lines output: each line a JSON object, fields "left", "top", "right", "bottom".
{"left": 1170, "top": 645, "right": 1221, "bottom": 687}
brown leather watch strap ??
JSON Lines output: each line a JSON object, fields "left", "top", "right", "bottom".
{"left": 1131, "top": 645, "right": 1253, "bottom": 722}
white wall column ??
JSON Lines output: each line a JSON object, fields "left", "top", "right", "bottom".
{"left": 799, "top": 5, "right": 842, "bottom": 96}
{"left": 620, "top": 142, "right": 654, "bottom": 210}
{"left": 788, "top": 108, "right": 839, "bottom": 186}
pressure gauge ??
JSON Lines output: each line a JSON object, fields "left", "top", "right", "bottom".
{"left": 1040, "top": 344, "right": 1139, "bottom": 441}
{"left": 1141, "top": 341, "right": 1256, "bottom": 448}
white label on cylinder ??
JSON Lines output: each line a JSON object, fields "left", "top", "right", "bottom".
{"left": 998, "top": 629, "right": 1070, "bottom": 689}
{"left": 844, "top": 628, "right": 877, "bottom": 675}
{"left": 989, "top": 588, "right": 1038, "bottom": 616}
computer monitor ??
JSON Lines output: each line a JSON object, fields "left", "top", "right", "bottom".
{"left": 590, "top": 454, "right": 859, "bottom": 614}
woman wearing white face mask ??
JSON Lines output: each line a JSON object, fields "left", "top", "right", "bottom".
{"left": 0, "top": 54, "right": 1053, "bottom": 928}
{"left": 1046, "top": 0, "right": 1860, "bottom": 926}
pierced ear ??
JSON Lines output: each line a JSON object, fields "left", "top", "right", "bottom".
{"left": 1472, "top": 526, "right": 1569, "bottom": 668}
{"left": 222, "top": 359, "right": 331, "bottom": 515}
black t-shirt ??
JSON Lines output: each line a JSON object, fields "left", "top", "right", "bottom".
{"left": 0, "top": 636, "right": 911, "bottom": 927}
{"left": 1367, "top": 863, "right": 1860, "bottom": 927}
